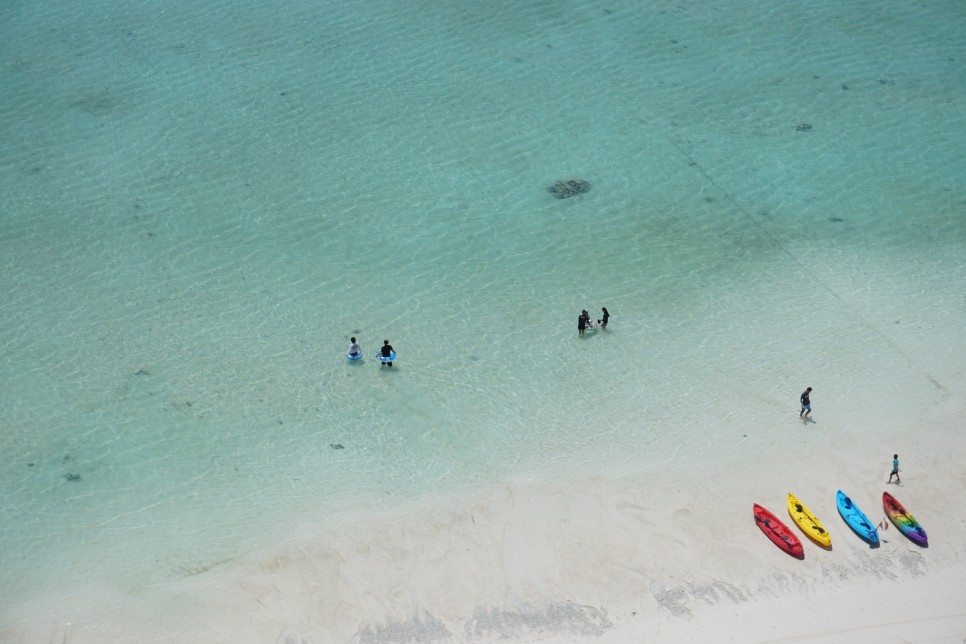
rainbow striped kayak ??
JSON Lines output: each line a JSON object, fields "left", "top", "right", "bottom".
{"left": 787, "top": 493, "right": 831, "bottom": 548}
{"left": 883, "top": 492, "right": 928, "bottom": 546}
{"left": 836, "top": 490, "right": 879, "bottom": 545}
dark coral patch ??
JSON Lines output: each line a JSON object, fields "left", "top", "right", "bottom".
{"left": 548, "top": 179, "right": 591, "bottom": 199}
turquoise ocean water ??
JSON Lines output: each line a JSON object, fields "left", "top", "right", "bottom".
{"left": 2, "top": 0, "right": 964, "bottom": 629}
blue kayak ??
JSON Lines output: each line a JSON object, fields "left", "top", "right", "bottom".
{"left": 836, "top": 490, "right": 879, "bottom": 545}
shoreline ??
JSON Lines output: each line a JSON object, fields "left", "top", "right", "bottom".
{"left": 5, "top": 399, "right": 964, "bottom": 643}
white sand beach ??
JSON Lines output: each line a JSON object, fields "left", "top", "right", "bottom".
{"left": 7, "top": 385, "right": 965, "bottom": 643}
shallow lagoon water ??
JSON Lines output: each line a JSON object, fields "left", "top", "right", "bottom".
{"left": 1, "top": 0, "right": 964, "bottom": 626}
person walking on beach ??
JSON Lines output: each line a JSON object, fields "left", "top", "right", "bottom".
{"left": 380, "top": 339, "right": 395, "bottom": 367}
{"left": 578, "top": 310, "right": 589, "bottom": 336}
{"left": 888, "top": 454, "right": 900, "bottom": 484}
{"left": 598, "top": 307, "right": 610, "bottom": 330}
{"left": 799, "top": 387, "right": 813, "bottom": 418}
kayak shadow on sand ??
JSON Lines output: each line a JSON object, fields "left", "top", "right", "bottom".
{"left": 845, "top": 527, "right": 880, "bottom": 549}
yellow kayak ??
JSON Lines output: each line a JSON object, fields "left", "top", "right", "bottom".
{"left": 787, "top": 493, "right": 832, "bottom": 548}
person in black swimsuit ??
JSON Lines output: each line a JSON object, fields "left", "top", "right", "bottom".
{"left": 578, "top": 310, "right": 589, "bottom": 336}
{"left": 380, "top": 339, "right": 395, "bottom": 367}
{"left": 598, "top": 307, "right": 609, "bottom": 330}
{"left": 799, "top": 387, "right": 812, "bottom": 418}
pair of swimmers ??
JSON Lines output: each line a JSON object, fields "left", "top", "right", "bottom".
{"left": 578, "top": 307, "right": 609, "bottom": 336}
{"left": 347, "top": 338, "right": 395, "bottom": 366}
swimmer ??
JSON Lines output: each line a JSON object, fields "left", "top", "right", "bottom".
{"left": 380, "top": 339, "right": 395, "bottom": 367}
{"left": 598, "top": 307, "right": 609, "bottom": 330}
{"left": 578, "top": 310, "right": 589, "bottom": 336}
{"left": 347, "top": 337, "right": 362, "bottom": 359}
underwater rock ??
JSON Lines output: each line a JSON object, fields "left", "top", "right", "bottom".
{"left": 330, "top": 443, "right": 345, "bottom": 450}
{"left": 795, "top": 123, "right": 812, "bottom": 132}
{"left": 64, "top": 472, "right": 81, "bottom": 482}
{"left": 548, "top": 179, "right": 591, "bottom": 199}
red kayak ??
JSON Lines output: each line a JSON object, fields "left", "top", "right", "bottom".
{"left": 754, "top": 504, "right": 804, "bottom": 558}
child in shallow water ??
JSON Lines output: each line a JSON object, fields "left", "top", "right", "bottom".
{"left": 347, "top": 337, "right": 362, "bottom": 359}
{"left": 380, "top": 339, "right": 395, "bottom": 367}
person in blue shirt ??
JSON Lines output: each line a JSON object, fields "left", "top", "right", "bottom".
{"left": 888, "top": 454, "right": 900, "bottom": 484}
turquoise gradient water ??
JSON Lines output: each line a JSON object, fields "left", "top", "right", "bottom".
{"left": 1, "top": 0, "right": 964, "bottom": 628}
